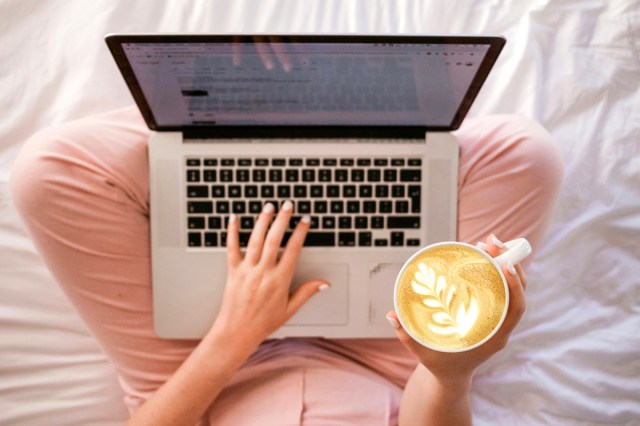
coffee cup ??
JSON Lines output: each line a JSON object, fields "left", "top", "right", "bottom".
{"left": 394, "top": 238, "right": 531, "bottom": 352}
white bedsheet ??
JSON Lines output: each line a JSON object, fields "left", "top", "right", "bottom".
{"left": 1, "top": 1, "right": 638, "bottom": 424}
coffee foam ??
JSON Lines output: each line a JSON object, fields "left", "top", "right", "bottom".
{"left": 396, "top": 245, "right": 506, "bottom": 351}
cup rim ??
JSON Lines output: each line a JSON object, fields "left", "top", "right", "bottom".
{"left": 393, "top": 241, "right": 510, "bottom": 353}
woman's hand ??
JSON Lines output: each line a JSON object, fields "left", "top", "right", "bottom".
{"left": 209, "top": 201, "right": 329, "bottom": 352}
{"left": 388, "top": 234, "right": 528, "bottom": 384}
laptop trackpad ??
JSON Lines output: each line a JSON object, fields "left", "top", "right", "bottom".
{"left": 287, "top": 263, "right": 349, "bottom": 325}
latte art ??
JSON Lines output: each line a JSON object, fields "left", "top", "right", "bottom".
{"left": 396, "top": 245, "right": 507, "bottom": 351}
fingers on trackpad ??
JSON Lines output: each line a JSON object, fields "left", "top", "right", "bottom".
{"left": 288, "top": 263, "right": 349, "bottom": 325}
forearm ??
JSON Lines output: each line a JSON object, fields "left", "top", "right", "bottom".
{"left": 399, "top": 364, "right": 472, "bottom": 426}
{"left": 125, "top": 326, "right": 259, "bottom": 426}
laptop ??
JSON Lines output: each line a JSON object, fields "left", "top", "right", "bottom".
{"left": 106, "top": 34, "right": 505, "bottom": 339}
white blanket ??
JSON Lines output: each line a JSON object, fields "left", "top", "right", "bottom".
{"left": 1, "top": 1, "right": 638, "bottom": 424}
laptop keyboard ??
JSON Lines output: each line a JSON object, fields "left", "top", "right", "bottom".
{"left": 185, "top": 157, "right": 423, "bottom": 248}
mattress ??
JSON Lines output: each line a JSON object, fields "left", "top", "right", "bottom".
{"left": 1, "top": 0, "right": 638, "bottom": 424}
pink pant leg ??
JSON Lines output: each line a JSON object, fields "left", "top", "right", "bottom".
{"left": 10, "top": 107, "right": 198, "bottom": 411}
{"left": 332, "top": 114, "right": 564, "bottom": 388}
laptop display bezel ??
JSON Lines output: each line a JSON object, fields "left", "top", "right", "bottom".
{"left": 106, "top": 34, "right": 505, "bottom": 138}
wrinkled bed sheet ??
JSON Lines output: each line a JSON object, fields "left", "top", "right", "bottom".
{"left": 1, "top": 1, "right": 638, "bottom": 424}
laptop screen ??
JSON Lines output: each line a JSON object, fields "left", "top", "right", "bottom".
{"left": 107, "top": 35, "right": 505, "bottom": 136}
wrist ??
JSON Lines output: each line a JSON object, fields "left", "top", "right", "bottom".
{"left": 202, "top": 322, "right": 260, "bottom": 366}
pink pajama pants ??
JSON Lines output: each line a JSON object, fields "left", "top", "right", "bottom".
{"left": 10, "top": 106, "right": 563, "bottom": 425}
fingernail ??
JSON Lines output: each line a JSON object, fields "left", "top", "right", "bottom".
{"left": 318, "top": 283, "right": 330, "bottom": 292}
{"left": 301, "top": 215, "right": 311, "bottom": 224}
{"left": 506, "top": 261, "right": 517, "bottom": 276}
{"left": 229, "top": 214, "right": 237, "bottom": 224}
{"left": 476, "top": 241, "right": 488, "bottom": 251}
{"left": 282, "top": 200, "right": 293, "bottom": 211}
{"left": 386, "top": 314, "right": 401, "bottom": 329}
{"left": 490, "top": 234, "right": 507, "bottom": 249}
{"left": 263, "top": 203, "right": 274, "bottom": 213}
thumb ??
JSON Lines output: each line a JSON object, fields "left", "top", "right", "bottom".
{"left": 386, "top": 311, "right": 429, "bottom": 356}
{"left": 286, "top": 280, "right": 330, "bottom": 319}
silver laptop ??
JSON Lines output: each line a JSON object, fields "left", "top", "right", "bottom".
{"left": 106, "top": 34, "right": 505, "bottom": 339}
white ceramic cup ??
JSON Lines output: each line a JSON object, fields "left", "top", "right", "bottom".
{"left": 394, "top": 238, "right": 532, "bottom": 352}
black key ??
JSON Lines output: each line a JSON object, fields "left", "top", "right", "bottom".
{"left": 347, "top": 201, "right": 360, "bottom": 213}
{"left": 286, "top": 169, "right": 299, "bottom": 182}
{"left": 391, "top": 231, "right": 405, "bottom": 246}
{"left": 339, "top": 216, "right": 352, "bottom": 229}
{"left": 330, "top": 201, "right": 344, "bottom": 213}
{"left": 371, "top": 216, "right": 384, "bottom": 229}
{"left": 304, "top": 232, "right": 336, "bottom": 247}
{"left": 241, "top": 216, "right": 255, "bottom": 229}
{"left": 186, "top": 159, "right": 201, "bottom": 166}
{"left": 294, "top": 185, "right": 307, "bottom": 198}
{"left": 253, "top": 169, "right": 266, "bottom": 182}
{"left": 391, "top": 158, "right": 405, "bottom": 166}
{"left": 232, "top": 201, "right": 246, "bottom": 214}
{"left": 408, "top": 158, "right": 422, "bottom": 166}
{"left": 249, "top": 201, "right": 262, "bottom": 214}
{"left": 314, "top": 201, "right": 328, "bottom": 213}
{"left": 395, "top": 200, "right": 409, "bottom": 213}
{"left": 272, "top": 158, "right": 286, "bottom": 166}
{"left": 374, "top": 159, "right": 388, "bottom": 166}
{"left": 245, "top": 185, "right": 258, "bottom": 198}
{"left": 407, "top": 238, "right": 421, "bottom": 246}
{"left": 203, "top": 169, "right": 217, "bottom": 182}
{"left": 261, "top": 186, "right": 275, "bottom": 198}
{"left": 343, "top": 185, "right": 357, "bottom": 198}
{"left": 367, "top": 169, "right": 381, "bottom": 182}
{"left": 335, "top": 169, "right": 348, "bottom": 182}
{"left": 208, "top": 217, "right": 222, "bottom": 229}
{"left": 204, "top": 232, "right": 218, "bottom": 247}
{"left": 310, "top": 185, "right": 324, "bottom": 197}
{"left": 298, "top": 201, "right": 311, "bottom": 214}
{"left": 228, "top": 185, "right": 242, "bottom": 198}
{"left": 306, "top": 158, "right": 320, "bottom": 166}
{"left": 187, "top": 185, "right": 208, "bottom": 198}
{"left": 358, "top": 232, "right": 372, "bottom": 246}
{"left": 238, "top": 232, "right": 251, "bottom": 247}
{"left": 187, "top": 169, "right": 200, "bottom": 182}
{"left": 236, "top": 169, "right": 250, "bottom": 182}
{"left": 255, "top": 158, "right": 269, "bottom": 166}
{"left": 220, "top": 169, "right": 233, "bottom": 182}
{"left": 392, "top": 185, "right": 405, "bottom": 198}
{"left": 239, "top": 158, "right": 252, "bottom": 166}
{"left": 323, "top": 158, "right": 337, "bottom": 166}
{"left": 387, "top": 216, "right": 421, "bottom": 229}
{"left": 277, "top": 185, "right": 291, "bottom": 198}
{"left": 408, "top": 185, "right": 421, "bottom": 213}
{"left": 221, "top": 159, "right": 235, "bottom": 166}
{"left": 322, "top": 216, "right": 336, "bottom": 229}
{"left": 359, "top": 185, "right": 373, "bottom": 198}
{"left": 302, "top": 169, "right": 316, "bottom": 182}
{"left": 215, "top": 201, "right": 230, "bottom": 214}
{"left": 379, "top": 200, "right": 393, "bottom": 213}
{"left": 340, "top": 158, "right": 354, "bottom": 166}
{"left": 383, "top": 169, "right": 397, "bottom": 182}
{"left": 400, "top": 169, "right": 421, "bottom": 182}
{"left": 220, "top": 232, "right": 227, "bottom": 247}
{"left": 188, "top": 201, "right": 213, "bottom": 214}
{"left": 204, "top": 159, "right": 218, "bottom": 166}
{"left": 269, "top": 169, "right": 283, "bottom": 182}
{"left": 319, "top": 169, "right": 332, "bottom": 182}
{"left": 211, "top": 185, "right": 225, "bottom": 198}
{"left": 357, "top": 158, "right": 371, "bottom": 166}
{"left": 338, "top": 232, "right": 356, "bottom": 247}
{"left": 351, "top": 169, "right": 365, "bottom": 182}
{"left": 355, "top": 216, "right": 368, "bottom": 229}
{"left": 363, "top": 201, "right": 376, "bottom": 213}
{"left": 374, "top": 239, "right": 388, "bottom": 247}
{"left": 375, "top": 185, "right": 389, "bottom": 197}
{"left": 289, "top": 158, "right": 303, "bottom": 166}
{"left": 188, "top": 232, "right": 202, "bottom": 247}
{"left": 310, "top": 216, "right": 320, "bottom": 229}
{"left": 290, "top": 216, "right": 302, "bottom": 229}
{"left": 188, "top": 216, "right": 205, "bottom": 229}
{"left": 327, "top": 185, "right": 340, "bottom": 197}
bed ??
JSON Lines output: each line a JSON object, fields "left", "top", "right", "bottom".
{"left": 1, "top": 0, "right": 638, "bottom": 424}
